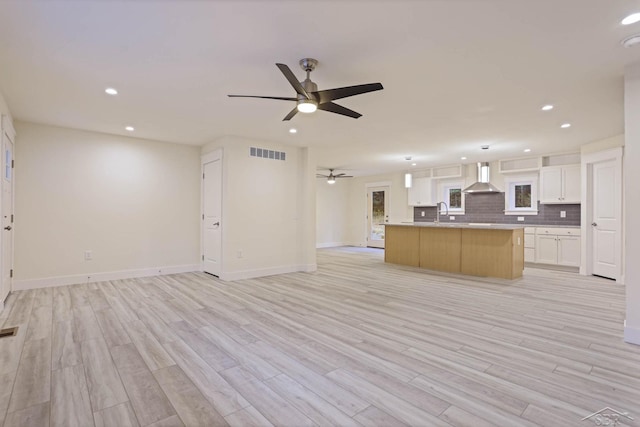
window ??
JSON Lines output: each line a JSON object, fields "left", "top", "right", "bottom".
{"left": 505, "top": 175, "right": 538, "bottom": 215}
{"left": 440, "top": 181, "right": 465, "bottom": 214}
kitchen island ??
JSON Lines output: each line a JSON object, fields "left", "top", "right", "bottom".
{"left": 385, "top": 223, "right": 525, "bottom": 279}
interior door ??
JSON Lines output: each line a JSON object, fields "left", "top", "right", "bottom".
{"left": 367, "top": 186, "right": 389, "bottom": 248}
{"left": 202, "top": 150, "right": 222, "bottom": 276}
{"left": 1, "top": 119, "right": 14, "bottom": 304}
{"left": 591, "top": 159, "right": 620, "bottom": 279}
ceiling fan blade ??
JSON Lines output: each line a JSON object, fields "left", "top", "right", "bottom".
{"left": 276, "top": 63, "right": 310, "bottom": 99}
{"left": 316, "top": 174, "right": 329, "bottom": 178}
{"left": 283, "top": 107, "right": 298, "bottom": 121}
{"left": 228, "top": 95, "right": 297, "bottom": 101}
{"left": 312, "top": 83, "right": 383, "bottom": 103}
{"left": 336, "top": 175, "right": 353, "bottom": 178}
{"left": 317, "top": 102, "right": 362, "bottom": 119}
{"left": 334, "top": 173, "right": 347, "bottom": 177}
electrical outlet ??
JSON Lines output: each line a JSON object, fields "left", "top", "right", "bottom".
{"left": 560, "top": 211, "right": 566, "bottom": 218}
{"left": 84, "top": 250, "right": 92, "bottom": 261}
{"left": 421, "top": 211, "right": 425, "bottom": 217}
{"left": 237, "top": 250, "right": 243, "bottom": 258}
{"left": 449, "top": 216, "right": 455, "bottom": 221}
{"left": 517, "top": 216, "right": 525, "bottom": 222}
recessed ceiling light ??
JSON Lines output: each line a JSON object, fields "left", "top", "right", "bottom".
{"left": 524, "top": 149, "right": 531, "bottom": 153}
{"left": 461, "top": 157, "right": 467, "bottom": 160}
{"left": 289, "top": 128, "right": 297, "bottom": 134}
{"left": 105, "top": 87, "right": 118, "bottom": 95}
{"left": 411, "top": 163, "right": 417, "bottom": 166}
{"left": 622, "top": 13, "right": 640, "bottom": 25}
{"left": 622, "top": 34, "right": 640, "bottom": 48}
{"left": 561, "top": 123, "right": 571, "bottom": 129}
{"left": 125, "top": 126, "right": 135, "bottom": 131}
{"left": 541, "top": 105, "right": 554, "bottom": 111}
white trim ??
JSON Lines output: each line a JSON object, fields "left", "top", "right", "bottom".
{"left": 624, "top": 324, "right": 640, "bottom": 346}
{"left": 504, "top": 210, "right": 539, "bottom": 216}
{"left": 504, "top": 174, "right": 539, "bottom": 215}
{"left": 220, "top": 264, "right": 317, "bottom": 281}
{"left": 316, "top": 242, "right": 349, "bottom": 248}
{"left": 580, "top": 147, "right": 623, "bottom": 279}
{"left": 12, "top": 264, "right": 201, "bottom": 291}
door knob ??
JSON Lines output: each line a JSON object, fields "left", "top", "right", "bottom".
{"left": 591, "top": 222, "right": 597, "bottom": 226}
{"left": 3, "top": 226, "right": 11, "bottom": 231}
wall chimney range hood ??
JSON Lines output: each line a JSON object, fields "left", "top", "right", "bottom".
{"left": 463, "top": 162, "right": 502, "bottom": 193}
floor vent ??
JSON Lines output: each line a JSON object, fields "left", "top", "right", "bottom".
{"left": 250, "top": 147, "right": 286, "bottom": 161}
{"left": 0, "top": 326, "right": 18, "bottom": 338}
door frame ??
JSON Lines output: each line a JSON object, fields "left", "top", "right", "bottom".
{"left": 201, "top": 149, "right": 223, "bottom": 275}
{"left": 364, "top": 181, "right": 391, "bottom": 247}
{"left": 581, "top": 147, "right": 623, "bottom": 282}
{"left": 0, "top": 115, "right": 15, "bottom": 308}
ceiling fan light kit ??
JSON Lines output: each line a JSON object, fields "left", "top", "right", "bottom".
{"left": 316, "top": 168, "right": 353, "bottom": 184}
{"left": 228, "top": 58, "right": 383, "bottom": 121}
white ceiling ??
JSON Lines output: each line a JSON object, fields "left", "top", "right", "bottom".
{"left": 0, "top": 0, "right": 638, "bottom": 176}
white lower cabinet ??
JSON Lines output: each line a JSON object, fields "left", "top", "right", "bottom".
{"left": 524, "top": 227, "right": 536, "bottom": 262}
{"left": 534, "top": 227, "right": 581, "bottom": 267}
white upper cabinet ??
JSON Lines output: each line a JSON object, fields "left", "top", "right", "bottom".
{"left": 540, "top": 164, "right": 581, "bottom": 204}
{"left": 408, "top": 177, "right": 436, "bottom": 206}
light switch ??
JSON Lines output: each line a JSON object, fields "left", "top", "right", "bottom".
{"left": 517, "top": 216, "right": 525, "bottom": 222}
{"left": 449, "top": 216, "right": 455, "bottom": 221}
{"left": 421, "top": 211, "right": 425, "bottom": 217}
{"left": 560, "top": 211, "right": 566, "bottom": 218}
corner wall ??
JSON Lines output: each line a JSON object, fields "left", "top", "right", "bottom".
{"left": 624, "top": 63, "right": 640, "bottom": 345}
{"left": 14, "top": 122, "right": 201, "bottom": 288}
{"left": 202, "top": 136, "right": 316, "bottom": 280}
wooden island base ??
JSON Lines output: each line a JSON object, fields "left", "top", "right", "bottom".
{"left": 385, "top": 224, "right": 525, "bottom": 279}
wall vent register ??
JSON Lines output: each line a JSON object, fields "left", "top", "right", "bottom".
{"left": 250, "top": 147, "right": 286, "bottom": 161}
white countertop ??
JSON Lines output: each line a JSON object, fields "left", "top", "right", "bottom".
{"left": 387, "top": 222, "right": 526, "bottom": 230}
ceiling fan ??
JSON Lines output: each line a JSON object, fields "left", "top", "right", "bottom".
{"left": 228, "top": 58, "right": 383, "bottom": 121}
{"left": 316, "top": 169, "right": 353, "bottom": 184}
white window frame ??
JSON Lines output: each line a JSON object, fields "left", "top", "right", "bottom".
{"left": 504, "top": 174, "right": 538, "bottom": 215}
{"left": 439, "top": 180, "right": 465, "bottom": 215}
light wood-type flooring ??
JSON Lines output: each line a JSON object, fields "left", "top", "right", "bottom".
{"left": 1, "top": 246, "right": 639, "bottom": 426}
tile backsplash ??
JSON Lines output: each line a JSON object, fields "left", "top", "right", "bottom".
{"left": 414, "top": 193, "right": 580, "bottom": 226}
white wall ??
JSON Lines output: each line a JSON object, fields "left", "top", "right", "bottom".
{"left": 14, "top": 122, "right": 201, "bottom": 287}
{"left": 202, "top": 136, "right": 316, "bottom": 280}
{"left": 316, "top": 179, "right": 350, "bottom": 248}
{"left": 581, "top": 134, "right": 624, "bottom": 155}
{"left": 624, "top": 63, "right": 640, "bottom": 345}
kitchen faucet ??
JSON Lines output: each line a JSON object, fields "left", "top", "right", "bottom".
{"left": 435, "top": 201, "right": 449, "bottom": 223}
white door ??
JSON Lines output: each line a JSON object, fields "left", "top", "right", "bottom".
{"left": 367, "top": 186, "right": 389, "bottom": 248}
{"left": 591, "top": 159, "right": 620, "bottom": 279}
{"left": 1, "top": 118, "right": 14, "bottom": 304}
{"left": 202, "top": 150, "right": 222, "bottom": 276}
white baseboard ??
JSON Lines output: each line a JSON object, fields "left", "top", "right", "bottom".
{"left": 316, "top": 242, "right": 349, "bottom": 249}
{"left": 220, "top": 264, "right": 317, "bottom": 281}
{"left": 624, "top": 324, "right": 640, "bottom": 346}
{"left": 12, "top": 264, "right": 201, "bottom": 291}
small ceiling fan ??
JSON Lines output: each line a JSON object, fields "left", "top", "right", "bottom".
{"left": 228, "top": 58, "right": 383, "bottom": 121}
{"left": 317, "top": 169, "right": 353, "bottom": 184}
